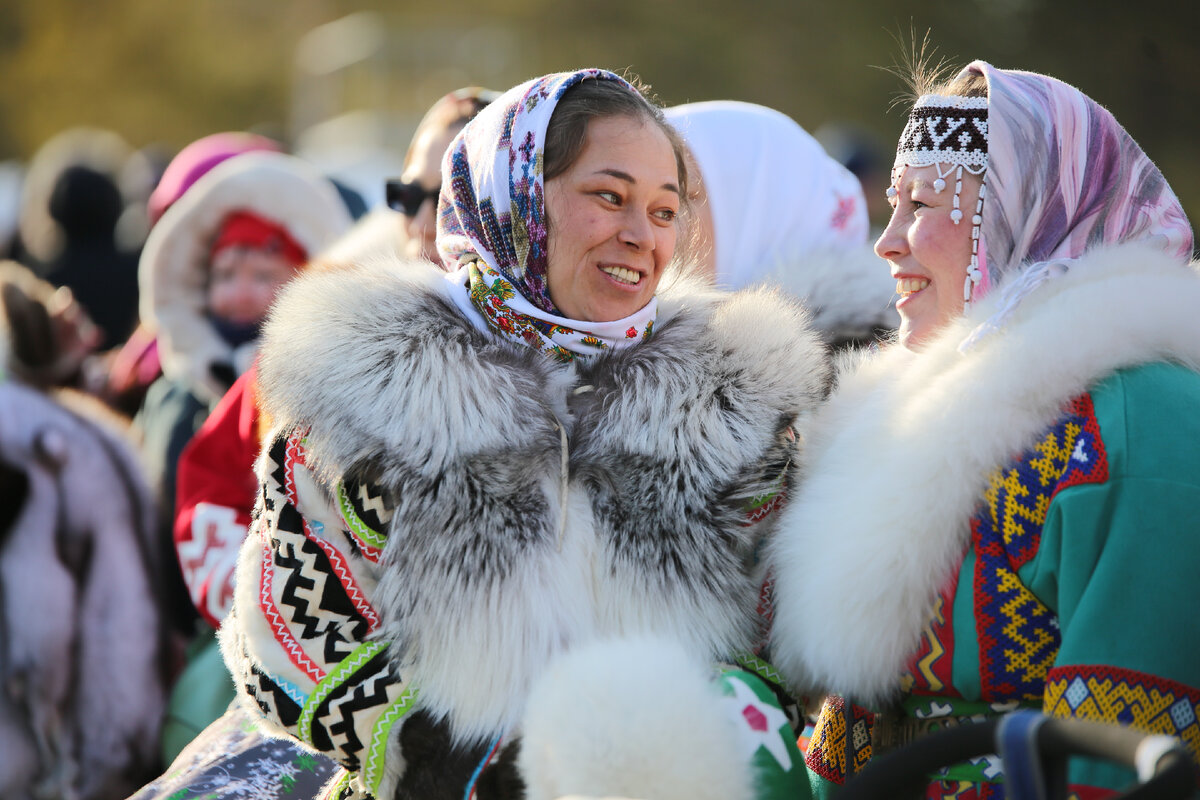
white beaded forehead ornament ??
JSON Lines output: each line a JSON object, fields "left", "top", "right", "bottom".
{"left": 887, "top": 93, "right": 989, "bottom": 308}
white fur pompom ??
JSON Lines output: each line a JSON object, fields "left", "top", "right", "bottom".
{"left": 519, "top": 637, "right": 754, "bottom": 800}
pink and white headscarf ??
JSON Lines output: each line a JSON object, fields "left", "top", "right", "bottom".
{"left": 956, "top": 61, "right": 1193, "bottom": 345}
{"left": 437, "top": 69, "right": 659, "bottom": 362}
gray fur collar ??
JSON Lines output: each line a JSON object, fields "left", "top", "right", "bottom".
{"left": 768, "top": 243, "right": 1200, "bottom": 705}
{"left": 257, "top": 257, "right": 830, "bottom": 735}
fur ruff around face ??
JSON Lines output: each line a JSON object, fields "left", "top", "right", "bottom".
{"left": 138, "top": 152, "right": 352, "bottom": 403}
{"left": 252, "top": 257, "right": 830, "bottom": 739}
{"left": 768, "top": 243, "right": 1200, "bottom": 706}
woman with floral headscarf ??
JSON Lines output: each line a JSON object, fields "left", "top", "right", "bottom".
{"left": 769, "top": 62, "right": 1200, "bottom": 797}
{"left": 219, "top": 70, "right": 829, "bottom": 800}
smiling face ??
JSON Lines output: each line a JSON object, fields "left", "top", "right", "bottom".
{"left": 875, "top": 164, "right": 982, "bottom": 350}
{"left": 543, "top": 115, "right": 681, "bottom": 323}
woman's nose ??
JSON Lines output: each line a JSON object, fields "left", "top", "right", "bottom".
{"left": 619, "top": 210, "right": 654, "bottom": 251}
{"left": 874, "top": 209, "right": 908, "bottom": 261}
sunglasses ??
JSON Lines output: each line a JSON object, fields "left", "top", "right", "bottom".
{"left": 385, "top": 179, "right": 440, "bottom": 217}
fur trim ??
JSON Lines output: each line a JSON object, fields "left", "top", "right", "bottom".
{"left": 769, "top": 243, "right": 1200, "bottom": 705}
{"left": 139, "top": 151, "right": 352, "bottom": 403}
{"left": 256, "top": 258, "right": 829, "bottom": 738}
{"left": 757, "top": 244, "right": 899, "bottom": 346}
{"left": 519, "top": 637, "right": 754, "bottom": 800}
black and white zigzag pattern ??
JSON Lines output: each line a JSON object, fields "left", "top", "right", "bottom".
{"left": 345, "top": 474, "right": 394, "bottom": 533}
{"left": 244, "top": 655, "right": 303, "bottom": 729}
{"left": 309, "top": 650, "right": 399, "bottom": 770}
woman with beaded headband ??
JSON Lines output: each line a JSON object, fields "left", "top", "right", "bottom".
{"left": 769, "top": 61, "right": 1200, "bottom": 797}
{"left": 217, "top": 69, "right": 829, "bottom": 800}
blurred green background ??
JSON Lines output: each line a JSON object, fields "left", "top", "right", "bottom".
{"left": 1, "top": 0, "right": 1195, "bottom": 229}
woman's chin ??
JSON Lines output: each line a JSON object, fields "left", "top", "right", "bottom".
{"left": 898, "top": 317, "right": 934, "bottom": 351}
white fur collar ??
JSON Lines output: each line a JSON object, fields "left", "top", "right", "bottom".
{"left": 769, "top": 243, "right": 1200, "bottom": 704}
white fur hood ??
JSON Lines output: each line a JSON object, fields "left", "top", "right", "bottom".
{"left": 138, "top": 151, "right": 351, "bottom": 403}
{"left": 768, "top": 243, "right": 1200, "bottom": 705}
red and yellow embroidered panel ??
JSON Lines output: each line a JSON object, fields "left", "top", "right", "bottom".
{"left": 903, "top": 585, "right": 959, "bottom": 697}
{"left": 804, "top": 695, "right": 874, "bottom": 785}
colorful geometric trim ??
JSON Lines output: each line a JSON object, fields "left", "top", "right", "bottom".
{"left": 973, "top": 394, "right": 1108, "bottom": 702}
{"left": 270, "top": 502, "right": 371, "bottom": 663}
{"left": 805, "top": 695, "right": 875, "bottom": 784}
{"left": 902, "top": 582, "right": 959, "bottom": 697}
{"left": 244, "top": 653, "right": 306, "bottom": 730}
{"left": 302, "top": 649, "right": 406, "bottom": 772}
{"left": 742, "top": 470, "right": 787, "bottom": 525}
{"left": 732, "top": 651, "right": 789, "bottom": 694}
{"left": 298, "top": 641, "right": 388, "bottom": 746}
{"left": 300, "top": 517, "right": 380, "bottom": 631}
{"left": 1048, "top": 394, "right": 1108, "bottom": 499}
{"left": 336, "top": 479, "right": 387, "bottom": 563}
{"left": 260, "top": 538, "right": 326, "bottom": 684}
{"left": 1044, "top": 664, "right": 1200, "bottom": 765}
{"left": 284, "top": 426, "right": 309, "bottom": 507}
{"left": 753, "top": 572, "right": 776, "bottom": 651}
{"left": 363, "top": 684, "right": 421, "bottom": 796}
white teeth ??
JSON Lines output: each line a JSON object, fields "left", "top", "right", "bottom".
{"left": 897, "top": 277, "right": 930, "bottom": 295}
{"left": 600, "top": 265, "right": 640, "bottom": 285}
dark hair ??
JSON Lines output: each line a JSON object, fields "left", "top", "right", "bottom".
{"left": 543, "top": 76, "right": 689, "bottom": 201}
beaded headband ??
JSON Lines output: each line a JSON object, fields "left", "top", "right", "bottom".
{"left": 888, "top": 94, "right": 990, "bottom": 306}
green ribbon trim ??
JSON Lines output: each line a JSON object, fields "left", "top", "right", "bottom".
{"left": 336, "top": 481, "right": 388, "bottom": 551}
{"left": 732, "top": 651, "right": 791, "bottom": 695}
{"left": 297, "top": 641, "right": 388, "bottom": 746}
{"left": 363, "top": 684, "right": 420, "bottom": 796}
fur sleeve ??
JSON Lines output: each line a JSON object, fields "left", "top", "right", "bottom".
{"left": 219, "top": 425, "right": 423, "bottom": 800}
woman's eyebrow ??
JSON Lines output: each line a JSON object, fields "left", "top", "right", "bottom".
{"left": 594, "top": 168, "right": 680, "bottom": 195}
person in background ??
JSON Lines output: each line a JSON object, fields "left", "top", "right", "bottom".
{"left": 133, "top": 151, "right": 351, "bottom": 645}
{"left": 769, "top": 61, "right": 1200, "bottom": 797}
{"left": 16, "top": 127, "right": 142, "bottom": 352}
{"left": 665, "top": 100, "right": 896, "bottom": 348}
{"left": 384, "top": 86, "right": 501, "bottom": 265}
{"left": 104, "top": 132, "right": 283, "bottom": 417}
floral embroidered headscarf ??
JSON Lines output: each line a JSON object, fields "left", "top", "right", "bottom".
{"left": 955, "top": 62, "right": 1193, "bottom": 345}
{"left": 437, "top": 69, "right": 660, "bottom": 362}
